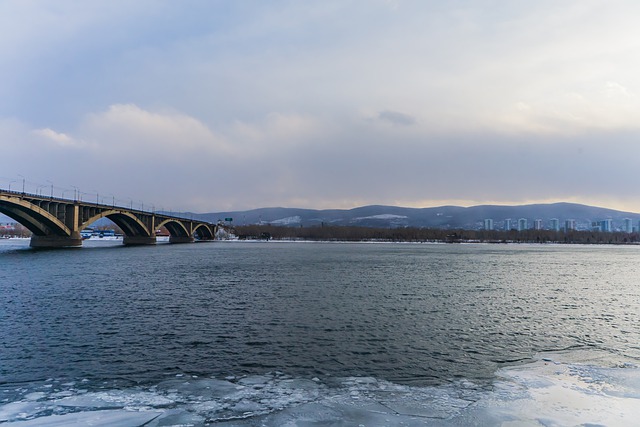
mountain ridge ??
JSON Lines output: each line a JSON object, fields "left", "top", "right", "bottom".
{"left": 193, "top": 202, "right": 640, "bottom": 231}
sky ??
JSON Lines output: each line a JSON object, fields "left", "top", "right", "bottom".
{"left": 2, "top": 0, "right": 640, "bottom": 213}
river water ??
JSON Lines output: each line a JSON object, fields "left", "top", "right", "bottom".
{"left": 1, "top": 239, "right": 640, "bottom": 425}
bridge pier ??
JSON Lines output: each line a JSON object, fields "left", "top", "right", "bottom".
{"left": 123, "top": 236, "right": 157, "bottom": 246}
{"left": 169, "top": 236, "right": 195, "bottom": 244}
{"left": 30, "top": 234, "right": 82, "bottom": 248}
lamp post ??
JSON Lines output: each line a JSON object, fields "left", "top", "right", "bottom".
{"left": 46, "top": 180, "right": 54, "bottom": 198}
{"left": 18, "top": 175, "right": 25, "bottom": 193}
{"left": 71, "top": 186, "right": 79, "bottom": 201}
{"left": 8, "top": 180, "right": 16, "bottom": 191}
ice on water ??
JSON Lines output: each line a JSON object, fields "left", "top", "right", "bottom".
{"left": 4, "top": 410, "right": 163, "bottom": 426}
{"left": 2, "top": 352, "right": 640, "bottom": 426}
{"left": 475, "top": 355, "right": 640, "bottom": 426}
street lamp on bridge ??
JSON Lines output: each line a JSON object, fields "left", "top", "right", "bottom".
{"left": 46, "top": 180, "right": 54, "bottom": 198}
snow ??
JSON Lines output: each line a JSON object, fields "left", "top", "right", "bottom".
{"left": 269, "top": 216, "right": 302, "bottom": 225}
{"left": 354, "top": 214, "right": 409, "bottom": 221}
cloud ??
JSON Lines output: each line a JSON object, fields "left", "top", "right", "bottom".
{"left": 377, "top": 110, "right": 416, "bottom": 126}
{"left": 0, "top": 105, "right": 334, "bottom": 211}
{"left": 229, "top": 112, "right": 325, "bottom": 152}
{"left": 4, "top": 1, "right": 640, "bottom": 136}
{"left": 32, "top": 128, "right": 79, "bottom": 147}
{"left": 604, "top": 81, "right": 633, "bottom": 98}
{"left": 78, "top": 104, "right": 228, "bottom": 157}
{"left": 3, "top": 2, "right": 640, "bottom": 212}
{"left": 2, "top": 104, "right": 640, "bottom": 213}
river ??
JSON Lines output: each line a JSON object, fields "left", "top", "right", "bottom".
{"left": 1, "top": 239, "right": 640, "bottom": 425}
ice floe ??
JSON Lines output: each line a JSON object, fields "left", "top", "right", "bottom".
{"left": 2, "top": 352, "right": 640, "bottom": 426}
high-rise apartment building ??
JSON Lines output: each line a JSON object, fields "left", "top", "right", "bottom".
{"left": 518, "top": 218, "right": 528, "bottom": 231}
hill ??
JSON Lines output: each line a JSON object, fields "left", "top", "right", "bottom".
{"left": 195, "top": 202, "right": 640, "bottom": 232}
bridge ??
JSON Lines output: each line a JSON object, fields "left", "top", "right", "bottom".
{"left": 0, "top": 188, "right": 218, "bottom": 248}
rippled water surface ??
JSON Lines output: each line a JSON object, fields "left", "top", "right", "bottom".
{"left": 2, "top": 240, "right": 640, "bottom": 425}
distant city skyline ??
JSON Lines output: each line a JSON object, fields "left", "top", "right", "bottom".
{"left": 2, "top": 2, "right": 640, "bottom": 212}
{"left": 484, "top": 217, "right": 638, "bottom": 233}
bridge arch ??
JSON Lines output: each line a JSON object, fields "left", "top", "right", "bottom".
{"left": 0, "top": 195, "right": 70, "bottom": 237}
{"left": 81, "top": 210, "right": 151, "bottom": 238}
{"left": 156, "top": 218, "right": 191, "bottom": 238}
{"left": 193, "top": 223, "right": 215, "bottom": 240}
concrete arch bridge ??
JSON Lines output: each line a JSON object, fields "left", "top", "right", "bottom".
{"left": 0, "top": 189, "right": 217, "bottom": 248}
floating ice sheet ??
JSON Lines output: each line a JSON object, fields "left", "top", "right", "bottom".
{"left": 2, "top": 352, "right": 639, "bottom": 426}
{"left": 470, "top": 355, "right": 640, "bottom": 426}
{"left": 4, "top": 409, "right": 162, "bottom": 426}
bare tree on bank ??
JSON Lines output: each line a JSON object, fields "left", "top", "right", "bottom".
{"left": 234, "top": 225, "right": 640, "bottom": 245}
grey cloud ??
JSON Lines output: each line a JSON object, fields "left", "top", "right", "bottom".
{"left": 2, "top": 115, "right": 640, "bottom": 213}
{"left": 377, "top": 110, "right": 416, "bottom": 126}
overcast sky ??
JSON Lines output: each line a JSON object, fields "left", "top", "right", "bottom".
{"left": 2, "top": 1, "right": 640, "bottom": 213}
